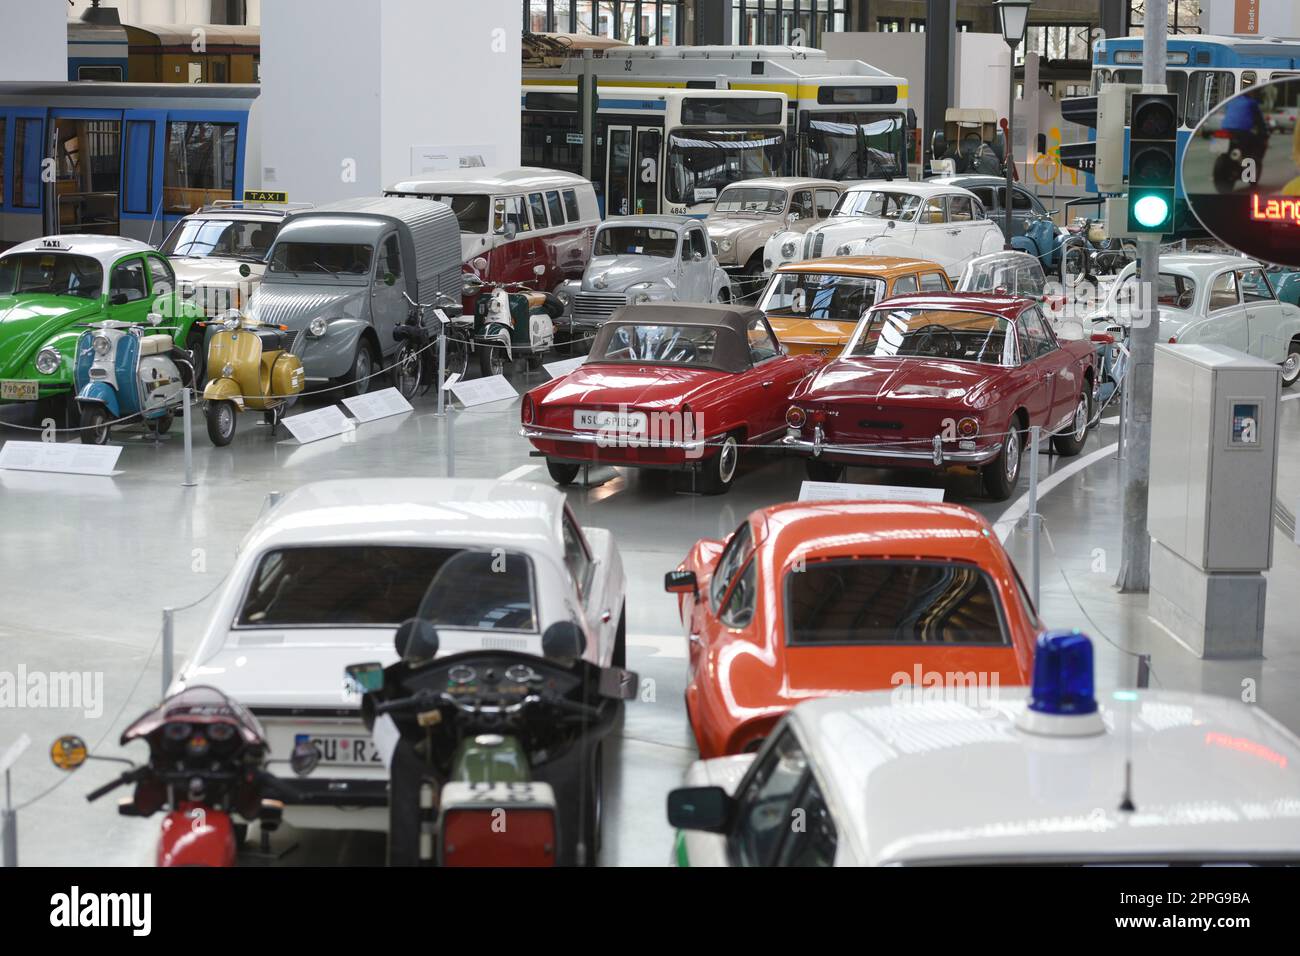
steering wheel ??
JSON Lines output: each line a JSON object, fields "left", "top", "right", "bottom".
{"left": 910, "top": 323, "right": 961, "bottom": 358}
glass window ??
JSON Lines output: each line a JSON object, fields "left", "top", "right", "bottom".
{"left": 562, "top": 510, "right": 594, "bottom": 598}
{"left": 710, "top": 521, "right": 754, "bottom": 609}
{"left": 746, "top": 313, "right": 780, "bottom": 363}
{"left": 268, "top": 242, "right": 373, "bottom": 276}
{"left": 123, "top": 120, "right": 154, "bottom": 215}
{"left": 0, "top": 252, "right": 103, "bottom": 299}
{"left": 921, "top": 197, "right": 947, "bottom": 224}
{"left": 719, "top": 557, "right": 757, "bottom": 628}
{"left": 851, "top": 307, "right": 1015, "bottom": 366}
{"left": 760, "top": 271, "right": 885, "bottom": 322}
{"left": 1008, "top": 187, "right": 1034, "bottom": 211}
{"left": 665, "top": 129, "right": 785, "bottom": 206}
{"left": 949, "top": 195, "right": 974, "bottom": 222}
{"left": 110, "top": 258, "right": 148, "bottom": 303}
{"left": 730, "top": 730, "right": 809, "bottom": 866}
{"left": 1209, "top": 271, "right": 1239, "bottom": 311}
{"left": 376, "top": 233, "right": 402, "bottom": 279}
{"left": 594, "top": 225, "right": 677, "bottom": 257}
{"left": 686, "top": 227, "right": 709, "bottom": 260}
{"left": 970, "top": 186, "right": 997, "bottom": 210}
{"left": 13, "top": 117, "right": 42, "bottom": 208}
{"left": 163, "top": 121, "right": 238, "bottom": 212}
{"left": 832, "top": 189, "right": 921, "bottom": 221}
{"left": 789, "top": 190, "right": 815, "bottom": 220}
{"left": 0, "top": 117, "right": 5, "bottom": 206}
{"left": 545, "top": 190, "right": 566, "bottom": 225}
{"left": 786, "top": 559, "right": 1008, "bottom": 646}
{"left": 1018, "top": 307, "right": 1056, "bottom": 357}
{"left": 597, "top": 322, "right": 720, "bottom": 367}
{"left": 804, "top": 112, "right": 905, "bottom": 180}
{"left": 389, "top": 193, "right": 490, "bottom": 235}
{"left": 494, "top": 195, "right": 530, "bottom": 234}
{"left": 814, "top": 189, "right": 839, "bottom": 217}
{"left": 528, "top": 191, "right": 549, "bottom": 228}
{"left": 1186, "top": 71, "right": 1236, "bottom": 128}
{"left": 920, "top": 271, "right": 948, "bottom": 292}
{"left": 892, "top": 274, "right": 919, "bottom": 295}
{"left": 714, "top": 186, "right": 786, "bottom": 214}
{"left": 160, "top": 217, "right": 281, "bottom": 262}
{"left": 562, "top": 188, "right": 581, "bottom": 221}
{"left": 877, "top": 16, "right": 903, "bottom": 31}
{"left": 1239, "top": 269, "right": 1275, "bottom": 302}
{"left": 146, "top": 255, "right": 174, "bottom": 296}
{"left": 778, "top": 775, "right": 838, "bottom": 867}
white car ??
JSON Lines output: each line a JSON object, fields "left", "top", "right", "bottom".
{"left": 159, "top": 202, "right": 306, "bottom": 316}
{"left": 762, "top": 181, "right": 1003, "bottom": 280}
{"left": 1095, "top": 253, "right": 1300, "bottom": 387}
{"left": 169, "top": 477, "right": 626, "bottom": 832}
{"left": 669, "top": 633, "right": 1300, "bottom": 866}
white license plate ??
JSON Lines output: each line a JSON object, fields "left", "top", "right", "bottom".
{"left": 297, "top": 732, "right": 384, "bottom": 766}
{"left": 573, "top": 409, "right": 647, "bottom": 433}
{"left": 1, "top": 380, "right": 39, "bottom": 401}
{"left": 1207, "top": 137, "right": 1230, "bottom": 155}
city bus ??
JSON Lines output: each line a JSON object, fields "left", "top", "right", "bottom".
{"left": 522, "top": 86, "right": 787, "bottom": 217}
{"left": 523, "top": 45, "right": 913, "bottom": 184}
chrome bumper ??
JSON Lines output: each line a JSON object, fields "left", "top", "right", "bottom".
{"left": 780, "top": 427, "right": 1001, "bottom": 466}
{"left": 521, "top": 424, "right": 711, "bottom": 453}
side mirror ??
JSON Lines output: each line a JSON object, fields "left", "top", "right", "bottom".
{"left": 289, "top": 741, "right": 320, "bottom": 777}
{"left": 533, "top": 264, "right": 546, "bottom": 277}
{"left": 238, "top": 263, "right": 252, "bottom": 278}
{"left": 666, "top": 786, "right": 734, "bottom": 833}
{"left": 394, "top": 618, "right": 439, "bottom": 661}
{"left": 598, "top": 666, "right": 639, "bottom": 700}
{"left": 384, "top": 272, "right": 396, "bottom": 287}
{"left": 146, "top": 311, "right": 163, "bottom": 326}
{"left": 345, "top": 661, "right": 385, "bottom": 694}
{"left": 503, "top": 222, "right": 517, "bottom": 241}
{"left": 471, "top": 256, "right": 489, "bottom": 274}
{"left": 664, "top": 569, "right": 698, "bottom": 595}
{"left": 462, "top": 273, "right": 485, "bottom": 297}
{"left": 110, "top": 292, "right": 129, "bottom": 306}
{"left": 541, "top": 620, "right": 586, "bottom": 663}
{"left": 49, "top": 735, "right": 89, "bottom": 771}
{"left": 787, "top": 212, "right": 800, "bottom": 223}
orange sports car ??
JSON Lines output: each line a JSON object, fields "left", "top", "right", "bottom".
{"left": 664, "top": 500, "right": 1040, "bottom": 758}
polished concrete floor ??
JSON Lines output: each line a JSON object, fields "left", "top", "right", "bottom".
{"left": 3, "top": 377, "right": 1299, "bottom": 866}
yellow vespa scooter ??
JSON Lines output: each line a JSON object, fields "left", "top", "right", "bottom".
{"left": 202, "top": 309, "right": 306, "bottom": 446}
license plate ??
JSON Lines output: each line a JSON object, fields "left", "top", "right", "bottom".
{"left": 297, "top": 733, "right": 384, "bottom": 766}
{"left": 573, "top": 409, "right": 647, "bottom": 433}
{"left": 0, "top": 380, "right": 38, "bottom": 401}
{"left": 1207, "top": 137, "right": 1230, "bottom": 155}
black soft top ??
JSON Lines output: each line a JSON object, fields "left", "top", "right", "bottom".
{"left": 588, "top": 303, "right": 764, "bottom": 373}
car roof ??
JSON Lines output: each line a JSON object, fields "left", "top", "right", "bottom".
{"left": 598, "top": 214, "right": 698, "bottom": 229}
{"left": 873, "top": 291, "right": 1032, "bottom": 319}
{"left": 791, "top": 688, "right": 1300, "bottom": 864}
{"left": 387, "top": 166, "right": 590, "bottom": 193}
{"left": 842, "top": 180, "right": 975, "bottom": 199}
{"left": 1125, "top": 253, "right": 1262, "bottom": 278}
{"left": 718, "top": 177, "right": 843, "bottom": 191}
{"left": 777, "top": 255, "right": 945, "bottom": 278}
{"left": 4, "top": 235, "right": 156, "bottom": 273}
{"left": 242, "top": 479, "right": 567, "bottom": 554}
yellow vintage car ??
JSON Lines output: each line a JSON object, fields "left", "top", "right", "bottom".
{"left": 758, "top": 256, "right": 951, "bottom": 360}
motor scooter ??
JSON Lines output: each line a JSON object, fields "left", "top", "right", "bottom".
{"left": 202, "top": 309, "right": 306, "bottom": 446}
{"left": 73, "top": 313, "right": 196, "bottom": 445}
{"left": 345, "top": 551, "right": 637, "bottom": 867}
{"left": 394, "top": 291, "right": 473, "bottom": 399}
{"left": 467, "top": 264, "right": 564, "bottom": 379}
{"left": 48, "top": 686, "right": 319, "bottom": 867}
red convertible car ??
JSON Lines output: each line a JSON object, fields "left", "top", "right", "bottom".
{"left": 782, "top": 292, "right": 1098, "bottom": 499}
{"left": 521, "top": 303, "right": 820, "bottom": 493}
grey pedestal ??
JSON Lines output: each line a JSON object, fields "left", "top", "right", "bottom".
{"left": 1149, "top": 539, "right": 1266, "bottom": 659}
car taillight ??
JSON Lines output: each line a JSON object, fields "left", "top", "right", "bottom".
{"left": 810, "top": 409, "right": 827, "bottom": 426}
{"left": 1169, "top": 336, "right": 1178, "bottom": 344}
{"left": 957, "top": 417, "right": 979, "bottom": 438}
{"left": 786, "top": 406, "right": 806, "bottom": 428}
{"left": 521, "top": 395, "right": 535, "bottom": 425}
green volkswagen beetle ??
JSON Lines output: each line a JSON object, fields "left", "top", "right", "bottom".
{"left": 0, "top": 235, "right": 205, "bottom": 424}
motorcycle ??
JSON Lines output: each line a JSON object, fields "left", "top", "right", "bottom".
{"left": 394, "top": 290, "right": 473, "bottom": 399}
{"left": 1013, "top": 211, "right": 1091, "bottom": 287}
{"left": 201, "top": 309, "right": 306, "bottom": 446}
{"left": 1210, "top": 126, "right": 1268, "bottom": 194}
{"left": 345, "top": 550, "right": 637, "bottom": 867}
{"left": 48, "top": 686, "right": 319, "bottom": 867}
{"left": 467, "top": 263, "right": 564, "bottom": 379}
{"left": 73, "top": 314, "right": 196, "bottom": 445}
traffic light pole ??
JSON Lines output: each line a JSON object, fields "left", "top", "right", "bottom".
{"left": 1115, "top": 0, "right": 1167, "bottom": 593}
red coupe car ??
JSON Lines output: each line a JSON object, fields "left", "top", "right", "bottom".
{"left": 521, "top": 303, "right": 820, "bottom": 494}
{"left": 782, "top": 292, "right": 1098, "bottom": 499}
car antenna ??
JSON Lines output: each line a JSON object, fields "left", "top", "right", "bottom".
{"left": 1117, "top": 656, "right": 1149, "bottom": 813}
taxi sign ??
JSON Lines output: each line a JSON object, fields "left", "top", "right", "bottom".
{"left": 243, "top": 190, "right": 288, "bottom": 203}
{"left": 38, "top": 238, "right": 68, "bottom": 250}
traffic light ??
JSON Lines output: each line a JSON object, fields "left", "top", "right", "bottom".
{"left": 1126, "top": 92, "right": 1178, "bottom": 235}
{"left": 1059, "top": 84, "right": 1130, "bottom": 193}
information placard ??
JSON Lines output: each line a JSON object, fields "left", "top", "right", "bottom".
{"left": 544, "top": 356, "right": 586, "bottom": 379}
{"left": 798, "top": 481, "right": 945, "bottom": 503}
{"left": 448, "top": 375, "right": 518, "bottom": 407}
{"left": 0, "top": 441, "right": 121, "bottom": 476}
{"left": 281, "top": 405, "right": 351, "bottom": 444}
{"left": 342, "top": 387, "right": 413, "bottom": 424}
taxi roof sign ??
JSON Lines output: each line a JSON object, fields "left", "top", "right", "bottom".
{"left": 243, "top": 190, "right": 288, "bottom": 204}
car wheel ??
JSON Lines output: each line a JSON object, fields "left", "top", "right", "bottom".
{"left": 479, "top": 342, "right": 508, "bottom": 379}
{"left": 206, "top": 400, "right": 237, "bottom": 447}
{"left": 1051, "top": 392, "right": 1091, "bottom": 456}
{"left": 184, "top": 325, "right": 207, "bottom": 384}
{"left": 805, "top": 458, "right": 845, "bottom": 483}
{"left": 1282, "top": 341, "right": 1300, "bottom": 388}
{"left": 699, "top": 433, "right": 740, "bottom": 494}
{"left": 343, "top": 339, "right": 377, "bottom": 398}
{"left": 150, "top": 411, "right": 174, "bottom": 436}
{"left": 546, "top": 459, "right": 580, "bottom": 486}
{"left": 580, "top": 742, "right": 604, "bottom": 867}
{"left": 1060, "top": 242, "right": 1089, "bottom": 287}
{"left": 79, "top": 406, "right": 111, "bottom": 445}
{"left": 982, "top": 422, "right": 1023, "bottom": 501}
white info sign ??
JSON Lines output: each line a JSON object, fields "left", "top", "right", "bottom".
{"left": 448, "top": 375, "right": 518, "bottom": 408}
{"left": 0, "top": 441, "right": 122, "bottom": 476}
{"left": 342, "top": 387, "right": 413, "bottom": 424}
{"left": 798, "top": 481, "right": 946, "bottom": 503}
{"left": 281, "top": 405, "right": 351, "bottom": 444}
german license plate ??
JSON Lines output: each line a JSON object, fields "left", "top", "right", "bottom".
{"left": 0, "top": 380, "right": 38, "bottom": 401}
{"left": 573, "top": 409, "right": 647, "bottom": 433}
{"left": 297, "top": 733, "right": 384, "bottom": 766}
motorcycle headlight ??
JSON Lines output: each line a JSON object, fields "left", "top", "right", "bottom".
{"left": 309, "top": 317, "right": 328, "bottom": 337}
{"left": 489, "top": 297, "right": 503, "bottom": 315}
{"left": 92, "top": 335, "right": 112, "bottom": 357}
{"left": 780, "top": 240, "right": 797, "bottom": 259}
{"left": 719, "top": 238, "right": 734, "bottom": 252}
{"left": 222, "top": 316, "right": 240, "bottom": 331}
{"left": 222, "top": 363, "right": 235, "bottom": 379}
{"left": 36, "top": 347, "right": 61, "bottom": 375}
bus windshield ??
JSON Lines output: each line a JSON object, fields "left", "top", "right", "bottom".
{"left": 666, "top": 129, "right": 786, "bottom": 205}
{"left": 804, "top": 112, "right": 905, "bottom": 180}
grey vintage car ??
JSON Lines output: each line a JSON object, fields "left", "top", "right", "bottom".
{"left": 704, "top": 177, "right": 844, "bottom": 283}
{"left": 245, "top": 197, "right": 462, "bottom": 395}
{"left": 564, "top": 215, "right": 731, "bottom": 333}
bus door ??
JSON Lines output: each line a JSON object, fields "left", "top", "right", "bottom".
{"left": 635, "top": 128, "right": 662, "bottom": 215}
{"left": 49, "top": 109, "right": 123, "bottom": 236}
{"left": 606, "top": 125, "right": 633, "bottom": 217}
{"left": 606, "top": 125, "right": 662, "bottom": 217}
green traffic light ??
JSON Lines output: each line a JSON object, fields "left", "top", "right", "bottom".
{"left": 1133, "top": 193, "right": 1170, "bottom": 229}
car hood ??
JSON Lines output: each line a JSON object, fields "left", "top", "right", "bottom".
{"left": 247, "top": 282, "right": 367, "bottom": 329}
{"left": 705, "top": 217, "right": 773, "bottom": 241}
{"left": 799, "top": 356, "right": 998, "bottom": 407}
{"left": 769, "top": 316, "right": 857, "bottom": 347}
{"left": 0, "top": 296, "right": 100, "bottom": 376}
{"left": 581, "top": 255, "right": 676, "bottom": 293}
{"left": 805, "top": 217, "right": 896, "bottom": 245}
{"left": 171, "top": 257, "right": 266, "bottom": 287}
{"left": 540, "top": 363, "right": 727, "bottom": 410}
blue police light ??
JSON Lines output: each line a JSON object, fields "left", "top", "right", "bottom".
{"left": 1027, "top": 630, "right": 1098, "bottom": 716}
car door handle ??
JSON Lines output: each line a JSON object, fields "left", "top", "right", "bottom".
{"left": 761, "top": 380, "right": 774, "bottom": 387}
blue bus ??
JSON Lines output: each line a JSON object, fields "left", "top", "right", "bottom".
{"left": 0, "top": 81, "right": 258, "bottom": 249}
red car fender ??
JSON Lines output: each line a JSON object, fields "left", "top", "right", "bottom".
{"left": 156, "top": 803, "right": 237, "bottom": 868}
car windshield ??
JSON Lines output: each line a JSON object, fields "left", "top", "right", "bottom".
{"left": 1113, "top": 272, "right": 1196, "bottom": 313}
{"left": 760, "top": 271, "right": 886, "bottom": 323}
{"left": 160, "top": 217, "right": 280, "bottom": 262}
{"left": 594, "top": 226, "right": 678, "bottom": 258}
{"left": 421, "top": 193, "right": 491, "bottom": 234}
{"left": 786, "top": 559, "right": 1008, "bottom": 646}
{"left": 666, "top": 129, "right": 786, "bottom": 205}
{"left": 849, "top": 307, "right": 1015, "bottom": 365}
{"left": 713, "top": 187, "right": 786, "bottom": 215}
{"left": 406, "top": 549, "right": 538, "bottom": 658}
{"left": 0, "top": 252, "right": 103, "bottom": 299}
{"left": 267, "top": 242, "right": 373, "bottom": 276}
{"left": 831, "top": 190, "right": 922, "bottom": 221}
{"left": 593, "top": 323, "right": 720, "bottom": 366}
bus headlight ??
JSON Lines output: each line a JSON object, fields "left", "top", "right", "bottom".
{"left": 36, "top": 347, "right": 62, "bottom": 374}
{"left": 309, "top": 317, "right": 328, "bottom": 337}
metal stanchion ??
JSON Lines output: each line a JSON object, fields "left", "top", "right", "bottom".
{"left": 162, "top": 607, "right": 175, "bottom": 697}
{"left": 2, "top": 770, "right": 15, "bottom": 868}
{"left": 1027, "top": 425, "right": 1042, "bottom": 609}
{"left": 436, "top": 326, "right": 447, "bottom": 418}
{"left": 181, "top": 388, "right": 196, "bottom": 487}
{"left": 1136, "top": 653, "right": 1151, "bottom": 688}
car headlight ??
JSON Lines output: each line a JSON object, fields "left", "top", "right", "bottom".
{"left": 309, "top": 317, "right": 328, "bottom": 337}
{"left": 92, "top": 335, "right": 112, "bottom": 357}
{"left": 835, "top": 245, "right": 852, "bottom": 257}
{"left": 781, "top": 240, "right": 797, "bottom": 259}
{"left": 557, "top": 290, "right": 570, "bottom": 306}
{"left": 719, "top": 238, "right": 734, "bottom": 253}
{"left": 36, "top": 347, "right": 61, "bottom": 375}
{"left": 633, "top": 291, "right": 653, "bottom": 305}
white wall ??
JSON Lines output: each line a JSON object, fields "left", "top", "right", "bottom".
{"left": 0, "top": 0, "right": 66, "bottom": 81}
{"left": 1201, "top": 0, "right": 1300, "bottom": 38}
{"left": 255, "top": 0, "right": 519, "bottom": 203}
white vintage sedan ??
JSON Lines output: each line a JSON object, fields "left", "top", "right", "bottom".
{"left": 1096, "top": 253, "right": 1300, "bottom": 387}
{"left": 169, "top": 477, "right": 626, "bottom": 833}
{"left": 762, "top": 181, "right": 1004, "bottom": 280}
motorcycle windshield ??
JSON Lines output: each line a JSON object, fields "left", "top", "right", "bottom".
{"left": 404, "top": 549, "right": 539, "bottom": 663}
{"left": 120, "top": 685, "right": 268, "bottom": 748}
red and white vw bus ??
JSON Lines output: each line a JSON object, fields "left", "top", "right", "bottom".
{"left": 385, "top": 168, "right": 600, "bottom": 298}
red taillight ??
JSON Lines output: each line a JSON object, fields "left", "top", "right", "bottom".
{"left": 521, "top": 395, "right": 535, "bottom": 425}
{"left": 810, "top": 409, "right": 827, "bottom": 426}
{"left": 442, "top": 807, "right": 557, "bottom": 867}
{"left": 785, "top": 406, "right": 806, "bottom": 428}
{"left": 1169, "top": 336, "right": 1178, "bottom": 344}
{"left": 1212, "top": 129, "right": 1232, "bottom": 138}
{"left": 957, "top": 417, "right": 979, "bottom": 438}
{"left": 1090, "top": 332, "right": 1115, "bottom": 344}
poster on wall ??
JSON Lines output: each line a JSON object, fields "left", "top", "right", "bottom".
{"left": 410, "top": 145, "right": 498, "bottom": 174}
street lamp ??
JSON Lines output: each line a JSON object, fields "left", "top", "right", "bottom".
{"left": 995, "top": 0, "right": 1032, "bottom": 250}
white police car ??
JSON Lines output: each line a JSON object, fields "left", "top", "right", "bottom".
{"left": 668, "top": 632, "right": 1300, "bottom": 866}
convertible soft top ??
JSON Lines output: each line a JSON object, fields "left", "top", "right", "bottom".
{"left": 590, "top": 303, "right": 764, "bottom": 373}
